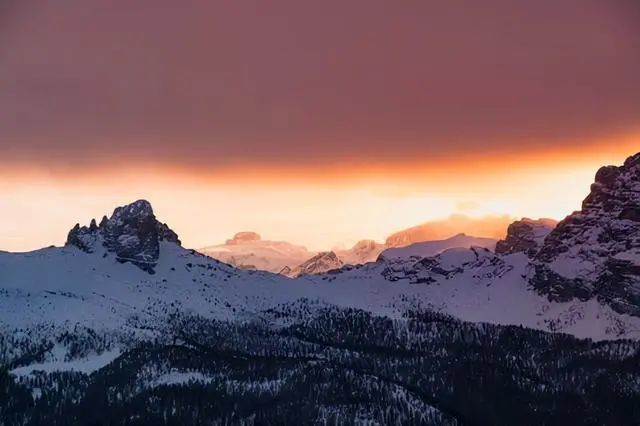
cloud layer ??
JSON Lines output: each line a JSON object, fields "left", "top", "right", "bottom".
{"left": 1, "top": 0, "right": 639, "bottom": 168}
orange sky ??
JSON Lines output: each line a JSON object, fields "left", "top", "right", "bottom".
{"left": 1, "top": 136, "right": 637, "bottom": 252}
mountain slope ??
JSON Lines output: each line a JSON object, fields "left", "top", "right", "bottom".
{"left": 532, "top": 152, "right": 640, "bottom": 315}
{"left": 2, "top": 185, "right": 640, "bottom": 423}
{"left": 379, "top": 233, "right": 497, "bottom": 260}
{"left": 2, "top": 197, "right": 640, "bottom": 341}
{"left": 284, "top": 251, "right": 344, "bottom": 277}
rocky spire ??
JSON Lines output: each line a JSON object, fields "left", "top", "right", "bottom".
{"left": 65, "top": 200, "right": 181, "bottom": 273}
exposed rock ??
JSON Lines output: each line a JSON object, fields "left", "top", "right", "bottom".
{"left": 495, "top": 218, "right": 557, "bottom": 257}
{"left": 279, "top": 265, "right": 293, "bottom": 276}
{"left": 285, "top": 251, "right": 344, "bottom": 277}
{"left": 65, "top": 200, "right": 181, "bottom": 273}
{"left": 336, "top": 239, "right": 386, "bottom": 265}
{"left": 531, "top": 152, "right": 640, "bottom": 315}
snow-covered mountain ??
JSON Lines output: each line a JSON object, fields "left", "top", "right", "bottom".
{"left": 379, "top": 233, "right": 497, "bottom": 260}
{"left": 3, "top": 151, "right": 640, "bottom": 422}
{"left": 65, "top": 199, "right": 181, "bottom": 272}
{"left": 283, "top": 251, "right": 344, "bottom": 277}
{"left": 2, "top": 190, "right": 639, "bottom": 342}
{"left": 532, "top": 153, "right": 640, "bottom": 316}
{"left": 199, "top": 232, "right": 312, "bottom": 272}
{"left": 334, "top": 239, "right": 386, "bottom": 265}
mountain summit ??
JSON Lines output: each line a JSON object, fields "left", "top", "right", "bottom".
{"left": 66, "top": 199, "right": 181, "bottom": 272}
{"left": 495, "top": 218, "right": 557, "bottom": 257}
{"left": 532, "top": 152, "right": 640, "bottom": 315}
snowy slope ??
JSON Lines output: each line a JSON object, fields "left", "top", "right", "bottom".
{"left": 2, "top": 186, "right": 640, "bottom": 381}
{"left": 1, "top": 237, "right": 638, "bottom": 343}
{"left": 379, "top": 233, "right": 497, "bottom": 260}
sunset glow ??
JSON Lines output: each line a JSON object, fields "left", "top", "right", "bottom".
{"left": 2, "top": 135, "right": 637, "bottom": 252}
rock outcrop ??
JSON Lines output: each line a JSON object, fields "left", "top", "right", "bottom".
{"left": 531, "top": 152, "right": 640, "bottom": 315}
{"left": 336, "top": 240, "right": 386, "bottom": 265}
{"left": 66, "top": 200, "right": 181, "bottom": 272}
{"left": 495, "top": 218, "right": 557, "bottom": 257}
{"left": 285, "top": 251, "right": 344, "bottom": 277}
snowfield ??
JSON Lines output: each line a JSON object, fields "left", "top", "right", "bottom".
{"left": 1, "top": 241, "right": 639, "bottom": 351}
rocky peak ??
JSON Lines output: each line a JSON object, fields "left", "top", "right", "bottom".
{"left": 226, "top": 232, "right": 261, "bottom": 245}
{"left": 66, "top": 200, "right": 181, "bottom": 273}
{"left": 285, "top": 251, "right": 344, "bottom": 277}
{"left": 531, "top": 152, "right": 640, "bottom": 315}
{"left": 495, "top": 218, "right": 557, "bottom": 257}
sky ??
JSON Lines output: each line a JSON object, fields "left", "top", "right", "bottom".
{"left": 0, "top": 0, "right": 639, "bottom": 251}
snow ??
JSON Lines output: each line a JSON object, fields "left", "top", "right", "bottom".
{"left": 11, "top": 348, "right": 122, "bottom": 377}
{"left": 380, "top": 234, "right": 497, "bottom": 260}
{"left": 1, "top": 239, "right": 640, "bottom": 381}
{"left": 151, "top": 371, "right": 215, "bottom": 387}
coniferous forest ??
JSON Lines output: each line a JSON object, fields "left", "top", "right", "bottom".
{"left": 1, "top": 302, "right": 639, "bottom": 425}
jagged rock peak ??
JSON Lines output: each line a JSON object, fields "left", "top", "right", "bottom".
{"left": 495, "top": 218, "right": 557, "bottom": 257}
{"left": 531, "top": 152, "right": 640, "bottom": 315}
{"left": 65, "top": 199, "right": 181, "bottom": 272}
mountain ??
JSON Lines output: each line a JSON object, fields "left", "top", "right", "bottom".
{"left": 66, "top": 199, "right": 180, "bottom": 272}
{"left": 2, "top": 152, "right": 640, "bottom": 424}
{"left": 283, "top": 251, "right": 344, "bottom": 277}
{"left": 385, "top": 214, "right": 513, "bottom": 247}
{"left": 335, "top": 239, "right": 386, "bottom": 265}
{"left": 494, "top": 218, "right": 557, "bottom": 257}
{"left": 199, "top": 232, "right": 313, "bottom": 272}
{"left": 199, "top": 216, "right": 510, "bottom": 275}
{"left": 200, "top": 236, "right": 384, "bottom": 275}
{"left": 379, "top": 233, "right": 497, "bottom": 260}
{"left": 531, "top": 152, "right": 640, "bottom": 316}
{"left": 2, "top": 199, "right": 636, "bottom": 340}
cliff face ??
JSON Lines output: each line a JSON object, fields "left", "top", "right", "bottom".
{"left": 531, "top": 153, "right": 640, "bottom": 315}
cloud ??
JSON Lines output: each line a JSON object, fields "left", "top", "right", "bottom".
{"left": 0, "top": 0, "right": 638, "bottom": 169}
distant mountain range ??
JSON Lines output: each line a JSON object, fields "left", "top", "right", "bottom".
{"left": 1, "top": 152, "right": 640, "bottom": 424}
{"left": 200, "top": 216, "right": 515, "bottom": 276}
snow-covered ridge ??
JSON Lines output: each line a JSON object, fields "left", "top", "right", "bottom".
{"left": 379, "top": 233, "right": 497, "bottom": 261}
{"left": 3, "top": 152, "right": 640, "bottom": 383}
